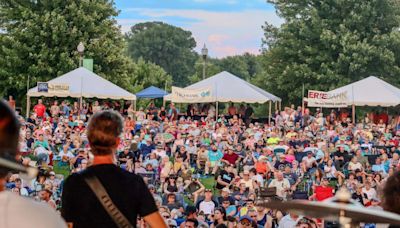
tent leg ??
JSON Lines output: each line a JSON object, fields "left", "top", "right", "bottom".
{"left": 216, "top": 102, "right": 219, "bottom": 122}
{"left": 26, "top": 96, "right": 30, "bottom": 118}
{"left": 79, "top": 97, "right": 83, "bottom": 119}
{"left": 352, "top": 104, "right": 355, "bottom": 124}
{"left": 134, "top": 100, "right": 137, "bottom": 111}
{"left": 268, "top": 101, "right": 272, "bottom": 125}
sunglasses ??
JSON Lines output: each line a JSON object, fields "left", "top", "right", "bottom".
{"left": 162, "top": 215, "right": 170, "bottom": 219}
{"left": 241, "top": 221, "right": 251, "bottom": 226}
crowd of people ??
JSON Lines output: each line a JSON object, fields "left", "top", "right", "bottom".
{"left": 4, "top": 97, "right": 400, "bottom": 228}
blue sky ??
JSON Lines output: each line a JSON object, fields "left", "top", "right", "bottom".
{"left": 114, "top": 0, "right": 283, "bottom": 58}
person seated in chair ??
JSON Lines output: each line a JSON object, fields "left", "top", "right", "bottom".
{"left": 309, "top": 177, "right": 334, "bottom": 201}
{"left": 196, "top": 189, "right": 218, "bottom": 216}
{"left": 163, "top": 193, "right": 184, "bottom": 219}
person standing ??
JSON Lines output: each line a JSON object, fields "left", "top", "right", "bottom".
{"left": 0, "top": 100, "right": 66, "bottom": 227}
{"left": 8, "top": 95, "right": 16, "bottom": 110}
{"left": 244, "top": 104, "right": 254, "bottom": 127}
{"left": 50, "top": 100, "right": 61, "bottom": 117}
{"left": 61, "top": 110, "right": 166, "bottom": 228}
{"left": 33, "top": 99, "right": 46, "bottom": 119}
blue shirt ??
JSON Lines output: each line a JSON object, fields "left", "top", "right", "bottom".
{"left": 208, "top": 150, "right": 223, "bottom": 162}
{"left": 63, "top": 105, "right": 70, "bottom": 117}
{"left": 140, "top": 143, "right": 155, "bottom": 158}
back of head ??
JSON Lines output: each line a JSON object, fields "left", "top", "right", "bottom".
{"left": 87, "top": 110, "right": 123, "bottom": 155}
{"left": 0, "top": 100, "right": 20, "bottom": 178}
{"left": 382, "top": 171, "right": 400, "bottom": 214}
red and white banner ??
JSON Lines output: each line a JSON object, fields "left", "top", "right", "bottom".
{"left": 306, "top": 90, "right": 348, "bottom": 107}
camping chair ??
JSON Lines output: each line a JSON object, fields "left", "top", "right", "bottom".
{"left": 139, "top": 171, "right": 157, "bottom": 186}
{"left": 273, "top": 148, "right": 286, "bottom": 157}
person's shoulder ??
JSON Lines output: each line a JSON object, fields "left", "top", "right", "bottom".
{"left": 2, "top": 192, "right": 66, "bottom": 227}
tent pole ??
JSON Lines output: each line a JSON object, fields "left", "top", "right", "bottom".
{"left": 352, "top": 104, "right": 356, "bottom": 124}
{"left": 279, "top": 101, "right": 282, "bottom": 111}
{"left": 26, "top": 96, "right": 30, "bottom": 118}
{"left": 216, "top": 102, "right": 219, "bottom": 122}
{"left": 268, "top": 101, "right": 272, "bottom": 125}
{"left": 134, "top": 100, "right": 137, "bottom": 111}
{"left": 79, "top": 97, "right": 83, "bottom": 120}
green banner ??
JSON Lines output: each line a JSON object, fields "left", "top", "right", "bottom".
{"left": 83, "top": 59, "right": 93, "bottom": 71}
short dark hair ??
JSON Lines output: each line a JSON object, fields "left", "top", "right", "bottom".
{"left": 185, "top": 218, "right": 198, "bottom": 227}
{"left": 0, "top": 100, "right": 20, "bottom": 178}
{"left": 382, "top": 171, "right": 400, "bottom": 214}
{"left": 87, "top": 110, "right": 123, "bottom": 155}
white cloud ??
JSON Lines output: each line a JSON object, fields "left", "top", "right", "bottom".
{"left": 117, "top": 8, "right": 283, "bottom": 57}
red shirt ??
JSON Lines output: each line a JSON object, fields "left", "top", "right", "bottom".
{"left": 222, "top": 153, "right": 239, "bottom": 165}
{"left": 34, "top": 104, "right": 46, "bottom": 117}
{"left": 315, "top": 186, "right": 334, "bottom": 201}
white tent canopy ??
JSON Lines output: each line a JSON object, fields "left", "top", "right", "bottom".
{"left": 164, "top": 71, "right": 281, "bottom": 103}
{"left": 328, "top": 76, "right": 400, "bottom": 107}
{"left": 27, "top": 67, "right": 136, "bottom": 100}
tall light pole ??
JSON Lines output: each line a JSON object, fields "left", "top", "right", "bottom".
{"left": 77, "top": 42, "right": 85, "bottom": 115}
{"left": 77, "top": 42, "right": 85, "bottom": 67}
{"left": 201, "top": 43, "right": 208, "bottom": 80}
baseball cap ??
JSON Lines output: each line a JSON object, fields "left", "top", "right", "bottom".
{"left": 166, "top": 219, "right": 177, "bottom": 227}
{"left": 243, "top": 170, "right": 250, "bottom": 175}
{"left": 258, "top": 155, "right": 267, "bottom": 160}
{"left": 239, "top": 215, "right": 252, "bottom": 222}
{"left": 222, "top": 187, "right": 231, "bottom": 194}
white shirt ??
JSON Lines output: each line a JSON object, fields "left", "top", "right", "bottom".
{"left": 268, "top": 178, "right": 291, "bottom": 199}
{"left": 59, "top": 150, "right": 75, "bottom": 160}
{"left": 302, "top": 156, "right": 316, "bottom": 168}
{"left": 0, "top": 191, "right": 66, "bottom": 228}
{"left": 279, "top": 214, "right": 301, "bottom": 228}
{"left": 362, "top": 187, "right": 377, "bottom": 200}
{"left": 198, "top": 200, "right": 216, "bottom": 215}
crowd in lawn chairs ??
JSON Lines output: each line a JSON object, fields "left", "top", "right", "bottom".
{"left": 4, "top": 97, "right": 400, "bottom": 228}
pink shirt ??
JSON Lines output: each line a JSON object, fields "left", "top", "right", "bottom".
{"left": 285, "top": 154, "right": 295, "bottom": 163}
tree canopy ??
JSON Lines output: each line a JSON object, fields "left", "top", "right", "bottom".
{"left": 0, "top": 0, "right": 133, "bottom": 98}
{"left": 131, "top": 58, "right": 172, "bottom": 93}
{"left": 125, "top": 21, "right": 198, "bottom": 86}
{"left": 260, "top": 0, "right": 400, "bottom": 104}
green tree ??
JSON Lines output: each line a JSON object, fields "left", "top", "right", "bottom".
{"left": 189, "top": 53, "right": 262, "bottom": 83}
{"left": 188, "top": 57, "right": 222, "bottom": 83}
{"left": 125, "top": 22, "right": 198, "bottom": 86}
{"left": 131, "top": 58, "right": 172, "bottom": 92}
{"left": 0, "top": 0, "right": 133, "bottom": 99}
{"left": 216, "top": 56, "right": 251, "bottom": 80}
{"left": 216, "top": 53, "right": 262, "bottom": 81}
{"left": 260, "top": 0, "right": 400, "bottom": 104}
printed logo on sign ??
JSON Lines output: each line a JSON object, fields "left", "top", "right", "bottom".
{"left": 201, "top": 91, "right": 210, "bottom": 97}
{"left": 37, "top": 82, "right": 49, "bottom": 92}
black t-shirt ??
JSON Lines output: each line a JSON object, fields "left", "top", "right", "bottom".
{"left": 352, "top": 192, "right": 368, "bottom": 206}
{"left": 26, "top": 137, "right": 35, "bottom": 148}
{"left": 61, "top": 164, "right": 158, "bottom": 228}
{"left": 216, "top": 170, "right": 235, "bottom": 189}
{"left": 217, "top": 196, "right": 235, "bottom": 205}
{"left": 118, "top": 151, "right": 134, "bottom": 164}
{"left": 274, "top": 160, "right": 290, "bottom": 170}
{"left": 333, "top": 151, "right": 350, "bottom": 163}
{"left": 244, "top": 107, "right": 254, "bottom": 119}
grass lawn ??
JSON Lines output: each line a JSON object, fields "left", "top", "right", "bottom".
{"left": 53, "top": 161, "right": 71, "bottom": 178}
